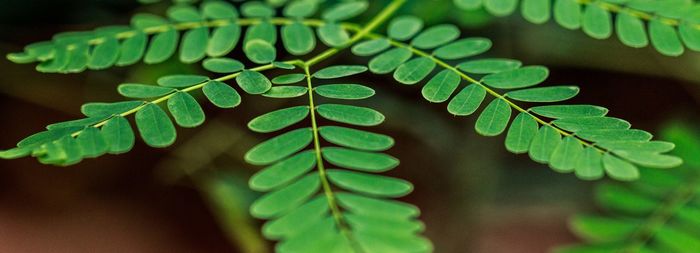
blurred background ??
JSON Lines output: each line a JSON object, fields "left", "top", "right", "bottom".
{"left": 0, "top": 0, "right": 698, "bottom": 252}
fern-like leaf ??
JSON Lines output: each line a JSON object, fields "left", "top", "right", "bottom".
{"left": 453, "top": 0, "right": 700, "bottom": 56}
{"left": 554, "top": 122, "right": 700, "bottom": 253}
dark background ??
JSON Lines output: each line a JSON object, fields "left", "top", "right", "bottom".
{"left": 0, "top": 1, "right": 698, "bottom": 252}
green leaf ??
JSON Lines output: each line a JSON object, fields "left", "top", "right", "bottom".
{"left": 393, "top": 57, "right": 436, "bottom": 85}
{"left": 245, "top": 21, "right": 277, "bottom": 44}
{"left": 157, "top": 75, "right": 209, "bottom": 88}
{"left": 263, "top": 197, "right": 329, "bottom": 240}
{"left": 248, "top": 106, "right": 310, "bottom": 133}
{"left": 522, "top": 0, "right": 550, "bottom": 24}
{"left": 505, "top": 86, "right": 579, "bottom": 102}
{"left": 602, "top": 153, "right": 639, "bottom": 181}
{"left": 101, "top": 116, "right": 135, "bottom": 154}
{"left": 245, "top": 128, "right": 313, "bottom": 165}
{"left": 433, "top": 38, "right": 492, "bottom": 60}
{"left": 570, "top": 215, "right": 639, "bottom": 242}
{"left": 283, "top": 0, "right": 318, "bottom": 18}
{"left": 553, "top": 0, "right": 582, "bottom": 29}
{"left": 613, "top": 151, "right": 683, "bottom": 169}
{"left": 282, "top": 22, "right": 316, "bottom": 55}
{"left": 505, "top": 112, "right": 539, "bottom": 154}
{"left": 322, "top": 147, "right": 399, "bottom": 172}
{"left": 575, "top": 147, "right": 604, "bottom": 180}
{"left": 167, "top": 92, "right": 205, "bottom": 128}
{"left": 202, "top": 80, "right": 241, "bottom": 108}
{"left": 655, "top": 226, "right": 700, "bottom": 252}
{"left": 262, "top": 86, "right": 309, "bottom": 98}
{"left": 241, "top": 1, "right": 275, "bottom": 18}
{"left": 475, "top": 98, "right": 512, "bottom": 136}
{"left": 250, "top": 173, "right": 320, "bottom": 218}
{"left": 135, "top": 103, "right": 177, "bottom": 148}
{"left": 81, "top": 101, "right": 144, "bottom": 117}
{"left": 454, "top": 0, "right": 482, "bottom": 9}
{"left": 313, "top": 65, "right": 368, "bottom": 79}
{"left": 88, "top": 36, "right": 119, "bottom": 70}
{"left": 530, "top": 105, "right": 609, "bottom": 119}
{"left": 202, "top": 1, "right": 238, "bottom": 19}
{"left": 336, "top": 193, "right": 419, "bottom": 219}
{"left": 582, "top": 4, "right": 612, "bottom": 39}
{"left": 208, "top": 24, "right": 241, "bottom": 57}
{"left": 314, "top": 84, "right": 375, "bottom": 100}
{"left": 244, "top": 39, "right": 276, "bottom": 64}
{"left": 168, "top": 5, "right": 202, "bottom": 22}
{"left": 457, "top": 58, "right": 522, "bottom": 74}
{"left": 553, "top": 117, "right": 631, "bottom": 132}
{"left": 486, "top": 1, "right": 520, "bottom": 16}
{"left": 368, "top": 48, "right": 413, "bottom": 74}
{"left": 679, "top": 22, "right": 700, "bottom": 51}
{"left": 352, "top": 39, "right": 391, "bottom": 56}
{"left": 447, "top": 84, "right": 486, "bottom": 116}
{"left": 529, "top": 126, "right": 562, "bottom": 163}
{"left": 482, "top": 66, "right": 549, "bottom": 89}
{"left": 47, "top": 117, "right": 106, "bottom": 131}
{"left": 597, "top": 141, "right": 675, "bottom": 153}
{"left": 388, "top": 16, "right": 423, "bottom": 41}
{"left": 616, "top": 12, "right": 648, "bottom": 48}
{"left": 76, "top": 127, "right": 108, "bottom": 158}
{"left": 272, "top": 74, "right": 306, "bottom": 84}
{"left": 322, "top": 1, "right": 368, "bottom": 21}
{"left": 144, "top": 28, "right": 178, "bottom": 64}
{"left": 576, "top": 129, "right": 653, "bottom": 142}
{"left": 319, "top": 126, "right": 394, "bottom": 151}
{"left": 649, "top": 18, "right": 684, "bottom": 56}
{"left": 550, "top": 136, "right": 584, "bottom": 173}
{"left": 202, "top": 58, "right": 244, "bottom": 73}
{"left": 318, "top": 23, "right": 350, "bottom": 47}
{"left": 118, "top": 84, "right": 174, "bottom": 99}
{"left": 249, "top": 150, "right": 317, "bottom": 191}
{"left": 422, "top": 69, "right": 461, "bottom": 103}
{"left": 273, "top": 61, "right": 295, "bottom": 70}
{"left": 327, "top": 170, "right": 413, "bottom": 197}
{"left": 236, "top": 70, "right": 272, "bottom": 94}
{"left": 316, "top": 104, "right": 385, "bottom": 126}
{"left": 117, "top": 31, "right": 147, "bottom": 66}
{"left": 411, "top": 24, "right": 460, "bottom": 49}
{"left": 180, "top": 27, "right": 209, "bottom": 63}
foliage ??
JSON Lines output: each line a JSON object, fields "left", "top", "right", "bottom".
{"left": 0, "top": 0, "right": 691, "bottom": 252}
{"left": 555, "top": 123, "right": 700, "bottom": 253}
{"left": 454, "top": 0, "right": 700, "bottom": 56}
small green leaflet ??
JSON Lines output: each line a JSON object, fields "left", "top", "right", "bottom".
{"left": 317, "top": 23, "right": 350, "bottom": 47}
{"left": 202, "top": 81, "right": 241, "bottom": 108}
{"left": 522, "top": 0, "right": 550, "bottom": 24}
{"left": 144, "top": 28, "right": 178, "bottom": 64}
{"left": 263, "top": 86, "right": 309, "bottom": 98}
{"left": 369, "top": 47, "right": 413, "bottom": 74}
{"left": 249, "top": 150, "right": 317, "bottom": 191}
{"left": 319, "top": 126, "right": 394, "bottom": 151}
{"left": 575, "top": 147, "right": 604, "bottom": 180}
{"left": 248, "top": 106, "right": 310, "bottom": 133}
{"left": 76, "top": 127, "right": 108, "bottom": 158}
{"left": 505, "top": 112, "right": 538, "bottom": 154}
{"left": 505, "top": 86, "right": 579, "bottom": 102}
{"left": 236, "top": 70, "right": 272, "bottom": 94}
{"left": 135, "top": 103, "right": 177, "bottom": 148}
{"left": 352, "top": 39, "right": 391, "bottom": 56}
{"left": 327, "top": 170, "right": 413, "bottom": 197}
{"left": 244, "top": 39, "right": 276, "bottom": 64}
{"left": 458, "top": 58, "right": 522, "bottom": 74}
{"left": 167, "top": 91, "right": 205, "bottom": 128}
{"left": 388, "top": 16, "right": 423, "bottom": 41}
{"left": 484, "top": 0, "right": 518, "bottom": 16}
{"left": 553, "top": 117, "right": 631, "bottom": 132}
{"left": 117, "top": 32, "right": 146, "bottom": 66}
{"left": 576, "top": 129, "right": 653, "bottom": 142}
{"left": 433, "top": 38, "right": 492, "bottom": 60}
{"left": 272, "top": 74, "right": 306, "bottom": 84}
{"left": 553, "top": 0, "right": 582, "bottom": 30}
{"left": 530, "top": 105, "right": 608, "bottom": 119}
{"left": 202, "top": 58, "right": 244, "bottom": 73}
{"left": 316, "top": 104, "right": 385, "bottom": 126}
{"left": 179, "top": 27, "right": 209, "bottom": 63}
{"left": 283, "top": 0, "right": 318, "bottom": 18}
{"left": 602, "top": 153, "right": 639, "bottom": 181}
{"left": 582, "top": 4, "right": 612, "bottom": 39}
{"left": 314, "top": 84, "right": 375, "bottom": 100}
{"left": 88, "top": 36, "right": 119, "bottom": 70}
{"left": 482, "top": 66, "right": 549, "bottom": 89}
{"left": 393, "top": 57, "right": 436, "bottom": 85}
{"left": 549, "top": 136, "right": 584, "bottom": 173}
{"left": 313, "top": 65, "right": 368, "bottom": 79}
{"left": 475, "top": 98, "right": 511, "bottom": 136}
{"left": 411, "top": 24, "right": 460, "bottom": 49}
{"left": 282, "top": 22, "right": 316, "bottom": 55}
{"left": 336, "top": 192, "right": 419, "bottom": 219}
{"left": 241, "top": 1, "right": 274, "bottom": 18}
{"left": 447, "top": 84, "right": 486, "bottom": 116}
{"left": 82, "top": 101, "right": 144, "bottom": 117}
{"left": 202, "top": 1, "right": 238, "bottom": 19}
{"left": 101, "top": 116, "right": 135, "bottom": 154}
{"left": 321, "top": 1, "right": 368, "bottom": 21}
{"left": 422, "top": 69, "right": 461, "bottom": 103}
{"left": 208, "top": 24, "right": 241, "bottom": 57}
{"left": 245, "top": 128, "right": 313, "bottom": 165}
{"left": 322, "top": 147, "right": 399, "bottom": 172}
{"left": 529, "top": 126, "right": 561, "bottom": 163}
{"left": 250, "top": 173, "right": 320, "bottom": 218}
{"left": 649, "top": 18, "right": 684, "bottom": 57}
{"left": 118, "top": 84, "right": 174, "bottom": 99}
{"left": 158, "top": 75, "right": 209, "bottom": 88}
{"left": 616, "top": 12, "right": 648, "bottom": 48}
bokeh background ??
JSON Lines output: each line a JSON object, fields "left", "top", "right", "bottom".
{"left": 0, "top": 0, "right": 699, "bottom": 252}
